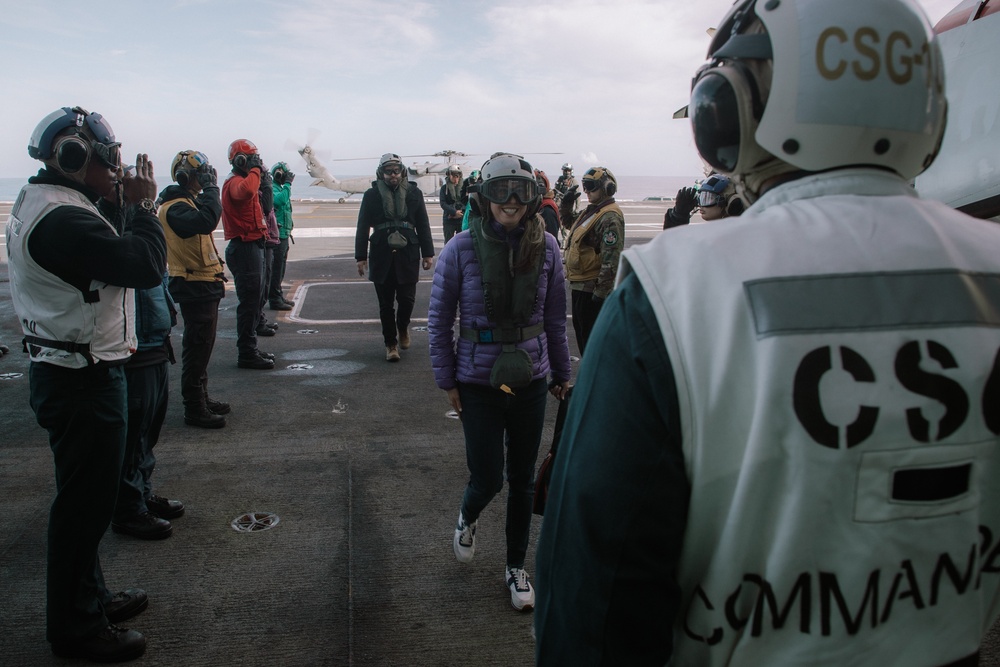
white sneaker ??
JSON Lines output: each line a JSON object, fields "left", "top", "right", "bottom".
{"left": 505, "top": 566, "right": 535, "bottom": 611}
{"left": 453, "top": 511, "right": 476, "bottom": 563}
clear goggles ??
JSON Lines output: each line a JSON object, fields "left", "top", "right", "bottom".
{"left": 480, "top": 177, "right": 538, "bottom": 205}
{"left": 79, "top": 109, "right": 121, "bottom": 169}
{"left": 92, "top": 141, "right": 122, "bottom": 169}
{"left": 182, "top": 151, "right": 209, "bottom": 171}
{"left": 697, "top": 190, "right": 725, "bottom": 207}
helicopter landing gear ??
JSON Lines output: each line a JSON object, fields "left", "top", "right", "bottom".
{"left": 338, "top": 197, "right": 346, "bottom": 204}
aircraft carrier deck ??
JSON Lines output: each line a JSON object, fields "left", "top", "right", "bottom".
{"left": 1, "top": 200, "right": 998, "bottom": 665}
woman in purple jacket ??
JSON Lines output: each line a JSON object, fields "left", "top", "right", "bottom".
{"left": 428, "top": 153, "right": 571, "bottom": 612}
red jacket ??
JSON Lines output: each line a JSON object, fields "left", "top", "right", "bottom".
{"left": 221, "top": 169, "right": 266, "bottom": 241}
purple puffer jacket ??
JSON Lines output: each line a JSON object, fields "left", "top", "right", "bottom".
{"left": 428, "top": 228, "right": 571, "bottom": 390}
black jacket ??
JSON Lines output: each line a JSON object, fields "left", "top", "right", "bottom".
{"left": 355, "top": 181, "right": 435, "bottom": 284}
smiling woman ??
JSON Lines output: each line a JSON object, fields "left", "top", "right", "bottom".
{"left": 427, "top": 152, "right": 571, "bottom": 613}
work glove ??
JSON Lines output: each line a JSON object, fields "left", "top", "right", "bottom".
{"left": 559, "top": 185, "right": 580, "bottom": 221}
{"left": 247, "top": 153, "right": 264, "bottom": 171}
{"left": 197, "top": 166, "right": 218, "bottom": 189}
{"left": 286, "top": 171, "right": 295, "bottom": 184}
{"left": 674, "top": 187, "right": 697, "bottom": 219}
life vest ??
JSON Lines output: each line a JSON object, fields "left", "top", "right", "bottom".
{"left": 6, "top": 184, "right": 135, "bottom": 368}
{"left": 564, "top": 201, "right": 622, "bottom": 284}
{"left": 159, "top": 197, "right": 224, "bottom": 282}
{"left": 466, "top": 213, "right": 544, "bottom": 332}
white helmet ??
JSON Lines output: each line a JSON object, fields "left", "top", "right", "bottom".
{"left": 473, "top": 152, "right": 541, "bottom": 218}
{"left": 689, "top": 0, "right": 947, "bottom": 201}
{"left": 376, "top": 152, "right": 405, "bottom": 179}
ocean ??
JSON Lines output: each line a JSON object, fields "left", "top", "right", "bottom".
{"left": 0, "top": 174, "right": 698, "bottom": 204}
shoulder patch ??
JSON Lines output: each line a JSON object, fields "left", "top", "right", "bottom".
{"left": 603, "top": 229, "right": 619, "bottom": 246}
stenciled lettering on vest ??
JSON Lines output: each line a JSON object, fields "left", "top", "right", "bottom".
{"left": 684, "top": 528, "right": 1000, "bottom": 644}
{"left": 793, "top": 340, "right": 1000, "bottom": 449}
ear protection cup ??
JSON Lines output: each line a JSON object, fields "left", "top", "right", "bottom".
{"left": 583, "top": 167, "right": 617, "bottom": 197}
{"left": 727, "top": 196, "right": 746, "bottom": 217}
{"left": 175, "top": 170, "right": 189, "bottom": 186}
{"left": 55, "top": 136, "right": 90, "bottom": 174}
{"left": 233, "top": 154, "right": 248, "bottom": 171}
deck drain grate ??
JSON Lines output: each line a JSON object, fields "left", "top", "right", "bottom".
{"left": 287, "top": 363, "right": 314, "bottom": 370}
{"left": 297, "top": 329, "right": 320, "bottom": 335}
{"left": 0, "top": 373, "right": 24, "bottom": 380}
{"left": 231, "top": 512, "right": 280, "bottom": 532}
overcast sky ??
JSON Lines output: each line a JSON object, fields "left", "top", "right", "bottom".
{"left": 0, "top": 0, "right": 960, "bottom": 180}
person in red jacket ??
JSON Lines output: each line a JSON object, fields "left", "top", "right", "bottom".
{"left": 221, "top": 139, "right": 273, "bottom": 370}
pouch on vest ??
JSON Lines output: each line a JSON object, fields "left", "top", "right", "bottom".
{"left": 489, "top": 344, "right": 534, "bottom": 390}
{"left": 386, "top": 230, "right": 408, "bottom": 249}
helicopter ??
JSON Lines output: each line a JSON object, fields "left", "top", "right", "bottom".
{"left": 289, "top": 132, "right": 562, "bottom": 203}
{"left": 288, "top": 132, "right": 471, "bottom": 202}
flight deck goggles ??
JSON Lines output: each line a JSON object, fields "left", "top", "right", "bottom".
{"left": 697, "top": 190, "right": 725, "bottom": 207}
{"left": 92, "top": 142, "right": 122, "bottom": 169}
{"left": 581, "top": 179, "right": 602, "bottom": 193}
{"left": 179, "top": 151, "right": 209, "bottom": 171}
{"left": 480, "top": 177, "right": 538, "bottom": 205}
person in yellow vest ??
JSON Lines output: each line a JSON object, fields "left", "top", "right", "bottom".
{"left": 157, "top": 150, "right": 229, "bottom": 428}
{"left": 558, "top": 166, "right": 624, "bottom": 355}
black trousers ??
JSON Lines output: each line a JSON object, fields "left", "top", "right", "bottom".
{"left": 268, "top": 236, "right": 290, "bottom": 302}
{"left": 178, "top": 299, "right": 220, "bottom": 412}
{"left": 571, "top": 288, "right": 604, "bottom": 356}
{"left": 443, "top": 219, "right": 462, "bottom": 243}
{"left": 225, "top": 239, "right": 265, "bottom": 356}
{"left": 29, "top": 362, "right": 127, "bottom": 643}
{"left": 374, "top": 276, "right": 416, "bottom": 346}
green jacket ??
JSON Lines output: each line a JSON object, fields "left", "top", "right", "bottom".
{"left": 271, "top": 182, "right": 293, "bottom": 239}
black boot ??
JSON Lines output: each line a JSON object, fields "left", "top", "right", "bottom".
{"left": 184, "top": 408, "right": 227, "bottom": 428}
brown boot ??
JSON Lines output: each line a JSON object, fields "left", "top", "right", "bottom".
{"left": 386, "top": 345, "right": 400, "bottom": 362}
{"left": 399, "top": 327, "right": 411, "bottom": 349}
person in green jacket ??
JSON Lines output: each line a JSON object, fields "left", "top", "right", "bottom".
{"left": 268, "top": 162, "right": 295, "bottom": 310}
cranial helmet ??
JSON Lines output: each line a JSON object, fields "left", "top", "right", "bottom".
{"left": 534, "top": 169, "right": 551, "bottom": 193}
{"left": 228, "top": 139, "right": 258, "bottom": 172}
{"left": 697, "top": 173, "right": 746, "bottom": 216}
{"left": 689, "top": 0, "right": 947, "bottom": 202}
{"left": 446, "top": 165, "right": 462, "bottom": 177}
{"left": 271, "top": 161, "right": 291, "bottom": 184}
{"left": 376, "top": 152, "right": 405, "bottom": 179}
{"left": 561, "top": 163, "right": 573, "bottom": 172}
{"left": 171, "top": 150, "right": 209, "bottom": 186}
{"left": 473, "top": 152, "right": 541, "bottom": 219}
{"left": 581, "top": 166, "right": 617, "bottom": 197}
{"left": 28, "top": 106, "right": 121, "bottom": 178}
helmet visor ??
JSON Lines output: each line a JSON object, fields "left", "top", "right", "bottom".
{"left": 690, "top": 72, "right": 741, "bottom": 174}
{"left": 481, "top": 177, "right": 538, "bottom": 205}
{"left": 697, "top": 190, "right": 725, "bottom": 207}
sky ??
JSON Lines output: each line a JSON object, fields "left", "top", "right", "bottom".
{"left": 0, "top": 0, "right": 961, "bottom": 180}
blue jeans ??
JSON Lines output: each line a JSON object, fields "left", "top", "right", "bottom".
{"left": 115, "top": 361, "right": 169, "bottom": 520}
{"left": 458, "top": 378, "right": 548, "bottom": 568}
